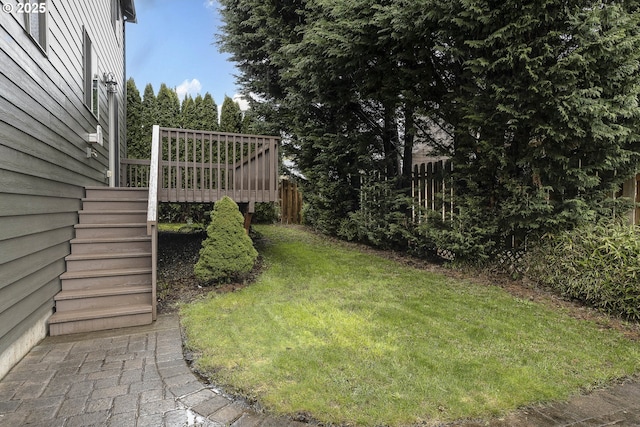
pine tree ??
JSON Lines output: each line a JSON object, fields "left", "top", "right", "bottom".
{"left": 140, "top": 83, "right": 158, "bottom": 156}
{"left": 198, "top": 93, "right": 219, "bottom": 131}
{"left": 125, "top": 78, "right": 145, "bottom": 159}
{"left": 240, "top": 108, "right": 259, "bottom": 134}
{"left": 219, "top": 95, "right": 242, "bottom": 132}
{"left": 156, "top": 83, "right": 180, "bottom": 128}
{"left": 180, "top": 95, "right": 197, "bottom": 129}
{"left": 194, "top": 196, "right": 258, "bottom": 283}
{"left": 218, "top": 0, "right": 640, "bottom": 256}
{"left": 425, "top": 0, "right": 640, "bottom": 257}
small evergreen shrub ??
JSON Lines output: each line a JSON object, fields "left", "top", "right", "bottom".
{"left": 525, "top": 222, "right": 640, "bottom": 320}
{"left": 194, "top": 196, "right": 258, "bottom": 283}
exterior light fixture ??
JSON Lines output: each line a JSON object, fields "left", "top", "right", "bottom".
{"left": 103, "top": 72, "right": 117, "bottom": 93}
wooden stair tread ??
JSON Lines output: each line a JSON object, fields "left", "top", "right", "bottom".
{"left": 85, "top": 186, "right": 149, "bottom": 190}
{"left": 75, "top": 223, "right": 147, "bottom": 228}
{"left": 55, "top": 285, "right": 151, "bottom": 301}
{"left": 61, "top": 267, "right": 151, "bottom": 280}
{"left": 82, "top": 197, "right": 148, "bottom": 201}
{"left": 49, "top": 304, "right": 152, "bottom": 324}
{"left": 70, "top": 236, "right": 151, "bottom": 243}
{"left": 66, "top": 252, "right": 151, "bottom": 261}
{"left": 79, "top": 209, "right": 147, "bottom": 214}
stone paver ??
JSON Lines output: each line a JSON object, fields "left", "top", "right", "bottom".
{"left": 0, "top": 314, "right": 280, "bottom": 426}
{"left": 0, "top": 313, "right": 639, "bottom": 426}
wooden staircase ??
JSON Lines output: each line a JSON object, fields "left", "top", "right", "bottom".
{"left": 49, "top": 187, "right": 154, "bottom": 336}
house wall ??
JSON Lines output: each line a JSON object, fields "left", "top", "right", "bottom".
{"left": 0, "top": 0, "right": 128, "bottom": 379}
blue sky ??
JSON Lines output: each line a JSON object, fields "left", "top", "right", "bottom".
{"left": 126, "top": 0, "right": 245, "bottom": 108}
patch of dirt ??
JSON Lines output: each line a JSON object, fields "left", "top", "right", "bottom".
{"left": 156, "top": 231, "right": 257, "bottom": 314}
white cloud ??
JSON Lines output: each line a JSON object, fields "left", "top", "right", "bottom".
{"left": 233, "top": 93, "right": 250, "bottom": 111}
{"left": 176, "top": 79, "right": 202, "bottom": 100}
{"left": 204, "top": 0, "right": 217, "bottom": 9}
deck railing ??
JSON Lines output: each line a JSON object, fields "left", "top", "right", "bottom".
{"left": 122, "top": 126, "right": 280, "bottom": 206}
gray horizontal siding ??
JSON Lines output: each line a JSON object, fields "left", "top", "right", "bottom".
{"left": 0, "top": 243, "right": 71, "bottom": 291}
{"left": 0, "top": 194, "right": 81, "bottom": 217}
{"left": 0, "top": 224, "right": 75, "bottom": 265}
{"left": 0, "top": 169, "right": 83, "bottom": 199}
{"left": 0, "top": 263, "right": 65, "bottom": 333}
{"left": 0, "top": 0, "right": 130, "bottom": 375}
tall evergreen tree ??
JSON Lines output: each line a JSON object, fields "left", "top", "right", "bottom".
{"left": 422, "top": 0, "right": 640, "bottom": 257}
{"left": 156, "top": 83, "right": 180, "bottom": 128}
{"left": 219, "top": 95, "right": 242, "bottom": 132}
{"left": 218, "top": 0, "right": 640, "bottom": 256}
{"left": 126, "top": 78, "right": 145, "bottom": 159}
{"left": 240, "top": 108, "right": 259, "bottom": 134}
{"left": 198, "top": 93, "right": 219, "bottom": 131}
{"left": 140, "top": 83, "right": 158, "bottom": 156}
{"left": 180, "top": 95, "right": 197, "bottom": 129}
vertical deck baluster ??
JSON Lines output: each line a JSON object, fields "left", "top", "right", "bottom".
{"left": 272, "top": 139, "right": 278, "bottom": 202}
{"left": 236, "top": 138, "right": 245, "bottom": 201}
{"left": 252, "top": 137, "right": 257, "bottom": 203}
{"left": 232, "top": 134, "right": 237, "bottom": 201}
{"left": 191, "top": 130, "right": 196, "bottom": 202}
{"left": 216, "top": 133, "right": 221, "bottom": 201}
{"left": 183, "top": 130, "right": 188, "bottom": 202}
{"left": 255, "top": 138, "right": 261, "bottom": 201}
{"left": 175, "top": 130, "right": 181, "bottom": 201}
{"left": 246, "top": 136, "right": 252, "bottom": 201}
{"left": 224, "top": 134, "right": 229, "bottom": 196}
{"left": 166, "top": 130, "right": 171, "bottom": 202}
{"left": 199, "top": 132, "right": 204, "bottom": 202}
{"left": 208, "top": 133, "right": 213, "bottom": 202}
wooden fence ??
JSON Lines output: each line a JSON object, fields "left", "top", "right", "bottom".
{"left": 280, "top": 179, "right": 303, "bottom": 224}
{"left": 411, "top": 159, "right": 454, "bottom": 223}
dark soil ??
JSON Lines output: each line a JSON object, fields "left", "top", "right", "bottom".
{"left": 156, "top": 231, "right": 255, "bottom": 314}
{"left": 157, "top": 226, "right": 640, "bottom": 341}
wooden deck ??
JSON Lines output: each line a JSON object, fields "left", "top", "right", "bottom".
{"left": 121, "top": 127, "right": 280, "bottom": 207}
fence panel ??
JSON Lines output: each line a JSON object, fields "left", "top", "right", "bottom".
{"left": 280, "top": 179, "right": 302, "bottom": 224}
{"left": 411, "top": 159, "right": 454, "bottom": 223}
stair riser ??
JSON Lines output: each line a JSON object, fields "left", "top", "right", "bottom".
{"left": 65, "top": 256, "right": 152, "bottom": 272}
{"left": 74, "top": 226, "right": 148, "bottom": 239}
{"left": 61, "top": 273, "right": 152, "bottom": 290}
{"left": 49, "top": 312, "right": 153, "bottom": 336}
{"left": 85, "top": 188, "right": 149, "bottom": 199}
{"left": 70, "top": 240, "right": 150, "bottom": 255}
{"left": 55, "top": 292, "right": 152, "bottom": 312}
{"left": 82, "top": 200, "right": 149, "bottom": 211}
{"left": 79, "top": 213, "right": 147, "bottom": 224}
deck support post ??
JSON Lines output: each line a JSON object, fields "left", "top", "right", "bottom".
{"left": 243, "top": 201, "right": 255, "bottom": 234}
{"left": 243, "top": 212, "right": 252, "bottom": 234}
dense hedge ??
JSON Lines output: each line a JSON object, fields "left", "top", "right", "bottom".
{"left": 525, "top": 222, "right": 640, "bottom": 321}
{"left": 194, "top": 196, "right": 258, "bottom": 283}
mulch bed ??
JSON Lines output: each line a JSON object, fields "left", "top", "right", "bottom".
{"left": 156, "top": 231, "right": 257, "bottom": 313}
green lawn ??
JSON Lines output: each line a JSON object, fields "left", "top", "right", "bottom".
{"left": 180, "top": 225, "right": 640, "bottom": 426}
